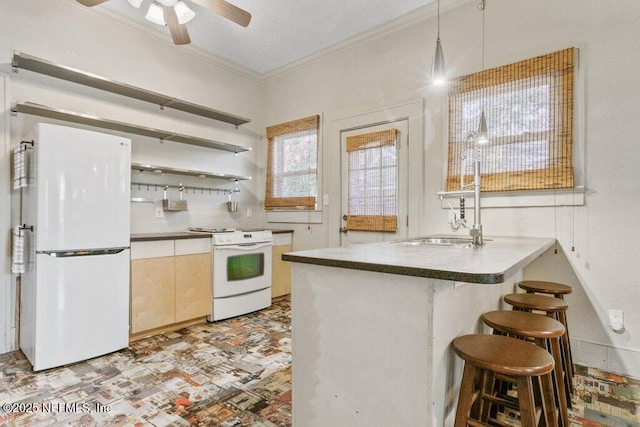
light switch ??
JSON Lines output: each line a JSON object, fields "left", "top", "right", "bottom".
{"left": 323, "top": 194, "right": 329, "bottom": 206}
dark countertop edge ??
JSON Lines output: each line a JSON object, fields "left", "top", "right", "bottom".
{"left": 131, "top": 229, "right": 294, "bottom": 242}
{"left": 131, "top": 232, "right": 209, "bottom": 242}
{"left": 281, "top": 253, "right": 502, "bottom": 284}
{"left": 243, "top": 229, "right": 294, "bottom": 234}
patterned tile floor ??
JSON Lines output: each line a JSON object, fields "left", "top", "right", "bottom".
{"left": 0, "top": 299, "right": 292, "bottom": 426}
{"left": 0, "top": 298, "right": 639, "bottom": 426}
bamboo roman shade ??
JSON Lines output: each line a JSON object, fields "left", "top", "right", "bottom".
{"left": 346, "top": 129, "right": 398, "bottom": 232}
{"left": 265, "top": 115, "right": 319, "bottom": 210}
{"left": 446, "top": 47, "right": 576, "bottom": 192}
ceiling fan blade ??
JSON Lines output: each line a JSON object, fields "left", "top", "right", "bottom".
{"left": 163, "top": 5, "right": 191, "bottom": 45}
{"left": 190, "top": 0, "right": 251, "bottom": 27}
{"left": 76, "top": 0, "right": 110, "bottom": 6}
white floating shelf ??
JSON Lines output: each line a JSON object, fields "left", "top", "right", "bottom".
{"left": 12, "top": 51, "right": 251, "bottom": 126}
{"left": 12, "top": 101, "right": 251, "bottom": 154}
{"left": 131, "top": 163, "right": 251, "bottom": 181}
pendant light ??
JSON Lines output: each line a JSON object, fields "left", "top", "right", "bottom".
{"left": 431, "top": 0, "right": 446, "bottom": 85}
{"left": 476, "top": 0, "right": 488, "bottom": 143}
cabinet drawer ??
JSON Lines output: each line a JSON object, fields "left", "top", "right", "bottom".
{"left": 273, "top": 232, "right": 293, "bottom": 246}
{"left": 131, "top": 240, "right": 174, "bottom": 259}
{"left": 175, "top": 238, "right": 212, "bottom": 255}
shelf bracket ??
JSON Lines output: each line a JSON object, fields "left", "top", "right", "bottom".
{"left": 159, "top": 98, "right": 178, "bottom": 110}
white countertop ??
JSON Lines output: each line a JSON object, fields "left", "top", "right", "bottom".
{"left": 282, "top": 235, "right": 555, "bottom": 284}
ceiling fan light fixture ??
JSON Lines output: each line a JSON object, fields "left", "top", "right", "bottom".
{"left": 157, "top": 0, "right": 177, "bottom": 6}
{"left": 127, "top": 0, "right": 143, "bottom": 8}
{"left": 175, "top": 1, "right": 195, "bottom": 24}
{"left": 145, "top": 2, "right": 166, "bottom": 25}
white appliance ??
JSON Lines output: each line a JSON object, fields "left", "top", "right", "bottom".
{"left": 191, "top": 229, "right": 273, "bottom": 321}
{"left": 20, "top": 123, "right": 131, "bottom": 371}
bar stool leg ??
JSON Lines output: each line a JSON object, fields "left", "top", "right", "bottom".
{"left": 515, "top": 376, "right": 537, "bottom": 427}
{"left": 539, "top": 372, "right": 559, "bottom": 427}
{"left": 455, "top": 363, "right": 479, "bottom": 427}
{"left": 558, "top": 310, "right": 575, "bottom": 379}
{"left": 479, "top": 370, "right": 496, "bottom": 423}
{"left": 549, "top": 337, "right": 570, "bottom": 424}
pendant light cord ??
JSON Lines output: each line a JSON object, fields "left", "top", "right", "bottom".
{"left": 479, "top": 0, "right": 485, "bottom": 71}
{"left": 437, "top": 0, "right": 441, "bottom": 38}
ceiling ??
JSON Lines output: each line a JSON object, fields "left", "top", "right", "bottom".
{"left": 87, "top": 0, "right": 438, "bottom": 75}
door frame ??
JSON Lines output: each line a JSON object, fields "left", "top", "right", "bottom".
{"left": 328, "top": 100, "right": 424, "bottom": 248}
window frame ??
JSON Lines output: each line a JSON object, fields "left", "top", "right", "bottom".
{"left": 445, "top": 47, "right": 577, "bottom": 194}
{"left": 265, "top": 115, "right": 322, "bottom": 222}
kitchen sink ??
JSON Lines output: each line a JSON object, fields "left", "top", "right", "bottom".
{"left": 395, "top": 236, "right": 487, "bottom": 247}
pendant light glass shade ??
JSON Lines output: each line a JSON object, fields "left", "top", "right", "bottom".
{"left": 175, "top": 1, "right": 195, "bottom": 24}
{"left": 476, "top": 0, "right": 488, "bottom": 144}
{"left": 432, "top": 37, "right": 445, "bottom": 85}
{"left": 477, "top": 110, "right": 488, "bottom": 144}
{"left": 145, "top": 2, "right": 165, "bottom": 25}
{"left": 158, "top": 0, "right": 178, "bottom": 6}
{"left": 431, "top": 0, "right": 445, "bottom": 85}
{"left": 127, "top": 0, "right": 143, "bottom": 8}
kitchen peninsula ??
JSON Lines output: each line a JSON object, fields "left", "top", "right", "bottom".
{"left": 283, "top": 236, "right": 555, "bottom": 427}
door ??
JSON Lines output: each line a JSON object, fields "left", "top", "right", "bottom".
{"left": 340, "top": 121, "right": 409, "bottom": 246}
{"left": 34, "top": 123, "right": 131, "bottom": 251}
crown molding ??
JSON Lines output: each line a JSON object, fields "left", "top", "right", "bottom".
{"left": 59, "top": 0, "right": 470, "bottom": 82}
{"left": 262, "top": 0, "right": 470, "bottom": 81}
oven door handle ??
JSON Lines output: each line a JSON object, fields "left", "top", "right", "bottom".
{"left": 214, "top": 242, "right": 273, "bottom": 251}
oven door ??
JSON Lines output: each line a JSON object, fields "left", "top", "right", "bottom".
{"left": 213, "top": 242, "right": 272, "bottom": 298}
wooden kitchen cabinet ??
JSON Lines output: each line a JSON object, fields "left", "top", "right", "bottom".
{"left": 271, "top": 232, "right": 293, "bottom": 299}
{"left": 130, "top": 238, "right": 212, "bottom": 340}
{"left": 175, "top": 253, "right": 212, "bottom": 323}
{"left": 131, "top": 256, "right": 175, "bottom": 334}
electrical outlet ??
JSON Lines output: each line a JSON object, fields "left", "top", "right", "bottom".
{"left": 246, "top": 208, "right": 252, "bottom": 217}
{"left": 155, "top": 207, "right": 164, "bottom": 218}
{"left": 323, "top": 194, "right": 329, "bottom": 206}
{"left": 608, "top": 309, "right": 624, "bottom": 332}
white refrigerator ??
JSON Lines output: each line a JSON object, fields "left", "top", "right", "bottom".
{"left": 20, "top": 123, "right": 131, "bottom": 371}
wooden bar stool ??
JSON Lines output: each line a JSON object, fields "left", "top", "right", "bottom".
{"left": 453, "top": 334, "right": 557, "bottom": 427}
{"left": 481, "top": 310, "right": 570, "bottom": 426}
{"left": 518, "top": 280, "right": 572, "bottom": 300}
{"left": 503, "top": 293, "right": 575, "bottom": 387}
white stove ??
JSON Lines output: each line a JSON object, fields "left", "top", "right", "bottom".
{"left": 192, "top": 228, "right": 273, "bottom": 321}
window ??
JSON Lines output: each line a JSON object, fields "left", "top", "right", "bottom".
{"left": 265, "top": 115, "right": 319, "bottom": 210}
{"left": 446, "top": 48, "right": 576, "bottom": 192}
{"left": 345, "top": 129, "right": 398, "bottom": 232}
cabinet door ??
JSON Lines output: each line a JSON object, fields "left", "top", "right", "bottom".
{"left": 175, "top": 253, "right": 212, "bottom": 323}
{"left": 271, "top": 244, "right": 292, "bottom": 299}
{"left": 131, "top": 257, "right": 175, "bottom": 334}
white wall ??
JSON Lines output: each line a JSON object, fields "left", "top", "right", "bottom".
{"left": 1, "top": 0, "right": 639, "bottom": 378}
{"left": 0, "top": 0, "right": 265, "bottom": 352}
{"left": 263, "top": 0, "right": 640, "bottom": 376}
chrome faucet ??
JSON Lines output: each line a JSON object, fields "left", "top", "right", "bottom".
{"left": 438, "top": 132, "right": 484, "bottom": 246}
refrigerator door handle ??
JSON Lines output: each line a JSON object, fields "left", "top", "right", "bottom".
{"left": 37, "top": 247, "right": 129, "bottom": 258}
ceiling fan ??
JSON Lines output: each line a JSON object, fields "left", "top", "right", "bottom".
{"left": 76, "top": 0, "right": 251, "bottom": 45}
